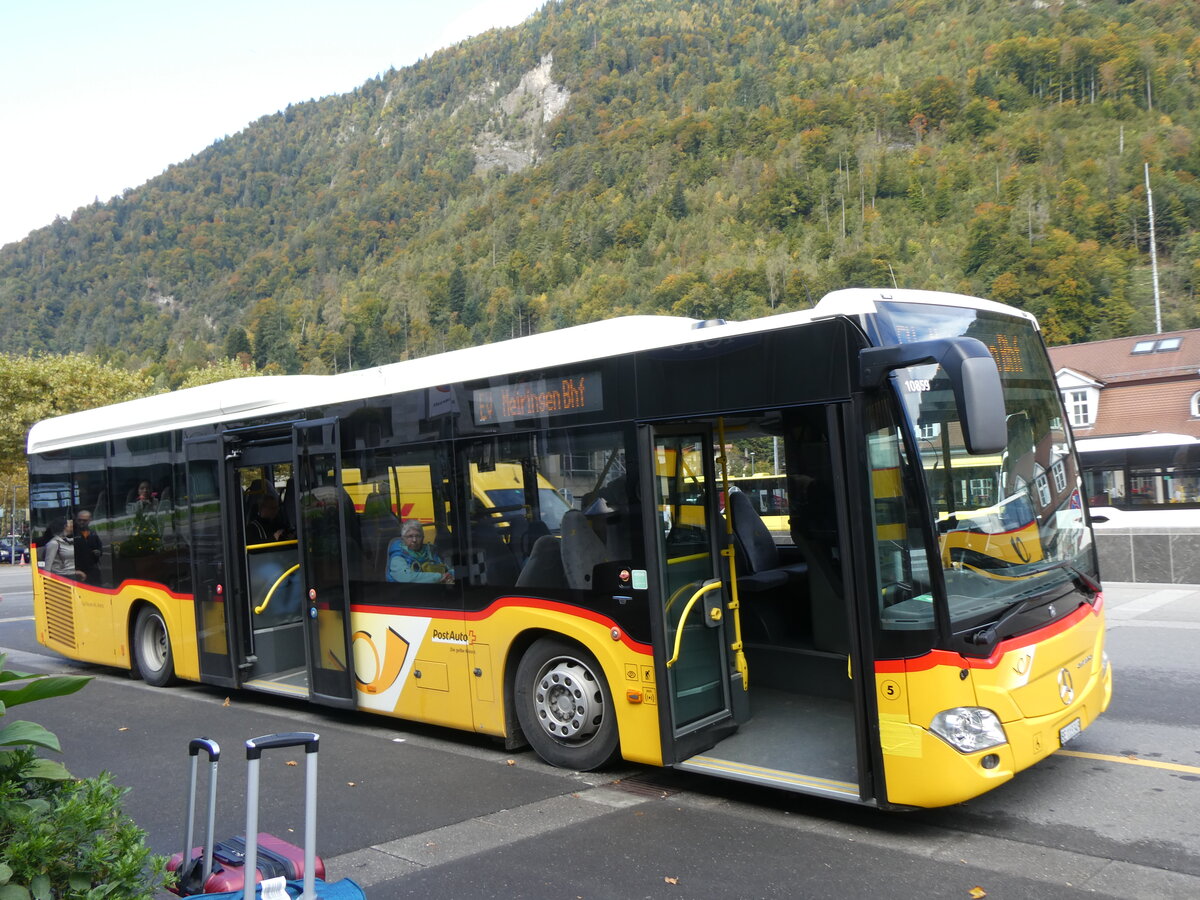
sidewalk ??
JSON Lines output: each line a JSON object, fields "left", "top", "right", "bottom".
{"left": 1100, "top": 581, "right": 1200, "bottom": 627}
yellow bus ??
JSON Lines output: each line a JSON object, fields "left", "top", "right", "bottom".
{"left": 27, "top": 289, "right": 1111, "bottom": 808}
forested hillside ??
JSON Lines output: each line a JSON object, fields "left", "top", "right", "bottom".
{"left": 2, "top": 0, "right": 1199, "bottom": 380}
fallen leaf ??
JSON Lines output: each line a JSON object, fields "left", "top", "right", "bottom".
{"left": 506, "top": 759, "right": 516, "bottom": 766}
{"left": 664, "top": 876, "right": 679, "bottom": 885}
{"left": 286, "top": 760, "right": 298, "bottom": 767}
{"left": 969, "top": 887, "right": 987, "bottom": 899}
{"left": 118, "top": 727, "right": 128, "bottom": 732}
{"left": 223, "top": 697, "right": 231, "bottom": 707}
{"left": 347, "top": 781, "right": 357, "bottom": 787}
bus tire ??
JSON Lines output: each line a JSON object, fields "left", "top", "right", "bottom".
{"left": 133, "top": 606, "right": 174, "bottom": 687}
{"left": 515, "top": 637, "right": 618, "bottom": 771}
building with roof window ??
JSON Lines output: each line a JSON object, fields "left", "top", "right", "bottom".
{"left": 1048, "top": 328, "right": 1200, "bottom": 583}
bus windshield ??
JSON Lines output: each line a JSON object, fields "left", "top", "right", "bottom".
{"left": 869, "top": 301, "right": 1094, "bottom": 631}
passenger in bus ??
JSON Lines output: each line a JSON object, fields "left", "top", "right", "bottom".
{"left": 386, "top": 520, "right": 453, "bottom": 584}
{"left": 40, "top": 518, "right": 85, "bottom": 581}
{"left": 247, "top": 493, "right": 291, "bottom": 543}
{"left": 73, "top": 509, "right": 103, "bottom": 584}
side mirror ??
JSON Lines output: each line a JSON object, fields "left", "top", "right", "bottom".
{"left": 859, "top": 337, "right": 1007, "bottom": 455}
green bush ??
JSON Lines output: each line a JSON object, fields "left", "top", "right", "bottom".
{"left": 0, "top": 653, "right": 172, "bottom": 899}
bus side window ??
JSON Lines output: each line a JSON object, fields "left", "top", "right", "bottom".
{"left": 357, "top": 445, "right": 457, "bottom": 586}
{"left": 472, "top": 427, "right": 638, "bottom": 592}
{"left": 464, "top": 446, "right": 524, "bottom": 587}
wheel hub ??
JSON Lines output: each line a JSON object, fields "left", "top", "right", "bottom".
{"left": 141, "top": 618, "right": 167, "bottom": 667}
{"left": 534, "top": 657, "right": 604, "bottom": 741}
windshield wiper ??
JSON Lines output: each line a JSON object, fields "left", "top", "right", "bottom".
{"left": 1016, "top": 559, "right": 1101, "bottom": 599}
{"left": 966, "top": 596, "right": 1035, "bottom": 648}
{"left": 965, "top": 561, "right": 1100, "bottom": 648}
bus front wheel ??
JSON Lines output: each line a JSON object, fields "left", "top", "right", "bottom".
{"left": 134, "top": 607, "right": 174, "bottom": 687}
{"left": 515, "top": 637, "right": 618, "bottom": 771}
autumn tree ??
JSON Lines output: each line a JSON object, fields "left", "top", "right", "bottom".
{"left": 0, "top": 353, "right": 155, "bottom": 481}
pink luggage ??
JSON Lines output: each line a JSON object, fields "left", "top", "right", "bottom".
{"left": 169, "top": 733, "right": 325, "bottom": 896}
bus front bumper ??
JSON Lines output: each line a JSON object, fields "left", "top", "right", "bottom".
{"left": 880, "top": 655, "right": 1112, "bottom": 809}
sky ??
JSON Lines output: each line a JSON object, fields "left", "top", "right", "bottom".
{"left": 0, "top": 0, "right": 546, "bottom": 247}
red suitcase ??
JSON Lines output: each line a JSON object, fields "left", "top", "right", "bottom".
{"left": 170, "top": 733, "right": 325, "bottom": 896}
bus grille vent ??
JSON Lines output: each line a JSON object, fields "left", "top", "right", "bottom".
{"left": 43, "top": 580, "right": 77, "bottom": 648}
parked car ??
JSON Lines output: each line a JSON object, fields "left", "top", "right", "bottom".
{"left": 0, "top": 537, "right": 30, "bottom": 564}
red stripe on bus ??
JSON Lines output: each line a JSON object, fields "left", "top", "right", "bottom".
{"left": 874, "top": 595, "right": 1102, "bottom": 674}
{"left": 38, "top": 572, "right": 194, "bottom": 602}
{"left": 350, "top": 596, "right": 653, "bottom": 655}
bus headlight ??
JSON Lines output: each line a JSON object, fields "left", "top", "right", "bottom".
{"left": 930, "top": 707, "right": 1007, "bottom": 753}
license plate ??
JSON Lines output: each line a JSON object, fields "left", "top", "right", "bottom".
{"left": 1059, "top": 718, "right": 1082, "bottom": 746}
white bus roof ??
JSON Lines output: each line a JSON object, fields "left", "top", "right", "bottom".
{"left": 27, "top": 289, "right": 1036, "bottom": 454}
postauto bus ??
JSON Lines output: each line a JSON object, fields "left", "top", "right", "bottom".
{"left": 27, "top": 289, "right": 1110, "bottom": 808}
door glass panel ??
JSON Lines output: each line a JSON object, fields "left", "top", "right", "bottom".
{"left": 239, "top": 464, "right": 302, "bottom": 632}
{"left": 654, "top": 433, "right": 727, "bottom": 729}
{"left": 184, "top": 439, "right": 234, "bottom": 684}
{"left": 295, "top": 424, "right": 355, "bottom": 704}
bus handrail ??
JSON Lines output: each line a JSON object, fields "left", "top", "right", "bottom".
{"left": 716, "top": 417, "right": 749, "bottom": 691}
{"left": 663, "top": 578, "right": 701, "bottom": 615}
{"left": 246, "top": 539, "right": 298, "bottom": 552}
{"left": 665, "top": 580, "right": 723, "bottom": 669}
{"left": 255, "top": 564, "right": 300, "bottom": 615}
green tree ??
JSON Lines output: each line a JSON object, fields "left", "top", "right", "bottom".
{"left": 177, "top": 357, "right": 262, "bottom": 389}
{"left": 447, "top": 265, "right": 470, "bottom": 325}
{"left": 250, "top": 298, "right": 300, "bottom": 373}
{"left": 0, "top": 353, "right": 155, "bottom": 480}
{"left": 222, "top": 326, "right": 253, "bottom": 360}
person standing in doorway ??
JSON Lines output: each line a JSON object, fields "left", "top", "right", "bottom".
{"left": 74, "top": 509, "right": 102, "bottom": 585}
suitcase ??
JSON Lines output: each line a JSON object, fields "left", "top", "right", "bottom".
{"left": 170, "top": 732, "right": 330, "bottom": 898}
{"left": 169, "top": 737, "right": 223, "bottom": 894}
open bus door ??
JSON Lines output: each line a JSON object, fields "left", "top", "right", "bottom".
{"left": 290, "top": 419, "right": 357, "bottom": 708}
{"left": 649, "top": 427, "right": 740, "bottom": 760}
{"left": 184, "top": 434, "right": 238, "bottom": 687}
{"left": 649, "top": 411, "right": 868, "bottom": 802}
{"left": 188, "top": 422, "right": 355, "bottom": 707}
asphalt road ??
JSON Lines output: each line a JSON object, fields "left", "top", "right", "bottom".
{"left": 2, "top": 563, "right": 1198, "bottom": 899}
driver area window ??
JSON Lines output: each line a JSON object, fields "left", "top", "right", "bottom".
{"left": 461, "top": 428, "right": 637, "bottom": 591}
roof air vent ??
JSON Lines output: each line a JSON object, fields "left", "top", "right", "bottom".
{"left": 692, "top": 319, "right": 727, "bottom": 330}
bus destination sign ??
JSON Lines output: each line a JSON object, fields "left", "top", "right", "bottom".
{"left": 473, "top": 372, "right": 603, "bottom": 425}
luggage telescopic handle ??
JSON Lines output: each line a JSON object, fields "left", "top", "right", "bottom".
{"left": 183, "top": 737, "right": 221, "bottom": 888}
{"left": 189, "top": 737, "right": 221, "bottom": 761}
{"left": 243, "top": 732, "right": 319, "bottom": 900}
{"left": 244, "top": 731, "right": 319, "bottom": 759}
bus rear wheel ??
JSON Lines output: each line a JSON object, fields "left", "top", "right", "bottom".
{"left": 134, "top": 607, "right": 174, "bottom": 687}
{"left": 515, "top": 637, "right": 617, "bottom": 771}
